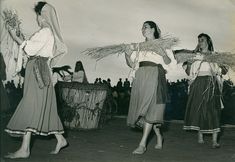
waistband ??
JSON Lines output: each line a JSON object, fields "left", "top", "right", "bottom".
{"left": 139, "top": 61, "right": 159, "bottom": 67}
{"left": 197, "top": 71, "right": 212, "bottom": 76}
{"left": 29, "top": 56, "right": 49, "bottom": 61}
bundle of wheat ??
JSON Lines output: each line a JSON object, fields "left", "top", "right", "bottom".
{"left": 174, "top": 51, "right": 235, "bottom": 71}
{"left": 82, "top": 37, "right": 179, "bottom": 61}
{"left": 82, "top": 44, "right": 126, "bottom": 61}
{"left": 1, "top": 9, "right": 25, "bottom": 76}
{"left": 2, "top": 9, "right": 23, "bottom": 35}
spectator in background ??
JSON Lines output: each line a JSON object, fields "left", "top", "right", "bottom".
{"left": 94, "top": 78, "right": 99, "bottom": 84}
{"left": 98, "top": 78, "right": 102, "bottom": 84}
{"left": 72, "top": 61, "right": 88, "bottom": 83}
{"left": 116, "top": 78, "right": 123, "bottom": 92}
{"left": 63, "top": 61, "right": 88, "bottom": 83}
{"left": 124, "top": 78, "right": 131, "bottom": 90}
{"left": 107, "top": 78, "right": 112, "bottom": 88}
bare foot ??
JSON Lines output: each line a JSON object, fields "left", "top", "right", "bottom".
{"left": 4, "top": 150, "right": 30, "bottom": 159}
{"left": 50, "top": 139, "right": 68, "bottom": 154}
{"left": 198, "top": 139, "right": 205, "bottom": 144}
{"left": 198, "top": 132, "right": 204, "bottom": 144}
{"left": 132, "top": 145, "right": 146, "bottom": 154}
{"left": 212, "top": 142, "right": 220, "bottom": 149}
{"left": 155, "top": 137, "right": 163, "bottom": 149}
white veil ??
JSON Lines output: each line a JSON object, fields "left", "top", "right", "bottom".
{"left": 40, "top": 3, "right": 67, "bottom": 67}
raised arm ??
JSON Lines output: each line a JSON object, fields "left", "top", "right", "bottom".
{"left": 8, "top": 28, "right": 24, "bottom": 45}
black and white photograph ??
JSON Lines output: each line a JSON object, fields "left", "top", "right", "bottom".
{"left": 1, "top": 0, "right": 235, "bottom": 161}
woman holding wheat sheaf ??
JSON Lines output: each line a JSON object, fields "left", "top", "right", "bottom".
{"left": 4, "top": 1, "right": 68, "bottom": 158}
{"left": 182, "top": 33, "right": 228, "bottom": 149}
{"left": 125, "top": 21, "right": 174, "bottom": 154}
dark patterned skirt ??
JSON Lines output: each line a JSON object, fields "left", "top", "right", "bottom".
{"left": 127, "top": 63, "right": 168, "bottom": 128}
{"left": 183, "top": 76, "right": 221, "bottom": 133}
{"left": 5, "top": 57, "right": 64, "bottom": 136}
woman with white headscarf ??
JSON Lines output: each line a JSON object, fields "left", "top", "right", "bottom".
{"left": 125, "top": 21, "right": 172, "bottom": 154}
{"left": 5, "top": 2, "right": 67, "bottom": 158}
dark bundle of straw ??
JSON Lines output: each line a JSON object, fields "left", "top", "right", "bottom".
{"left": 173, "top": 49, "right": 195, "bottom": 63}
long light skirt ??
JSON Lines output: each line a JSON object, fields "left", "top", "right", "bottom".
{"left": 127, "top": 66, "right": 167, "bottom": 128}
{"left": 5, "top": 59, "right": 64, "bottom": 136}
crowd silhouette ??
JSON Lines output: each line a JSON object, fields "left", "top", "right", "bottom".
{"left": 2, "top": 73, "right": 235, "bottom": 124}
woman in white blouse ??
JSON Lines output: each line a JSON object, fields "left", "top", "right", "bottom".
{"left": 125, "top": 21, "right": 172, "bottom": 154}
{"left": 72, "top": 61, "right": 88, "bottom": 83}
{"left": 5, "top": 2, "right": 67, "bottom": 158}
{"left": 64, "top": 61, "right": 88, "bottom": 83}
{"left": 183, "top": 33, "right": 227, "bottom": 148}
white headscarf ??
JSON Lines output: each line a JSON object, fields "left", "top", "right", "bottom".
{"left": 40, "top": 3, "right": 67, "bottom": 67}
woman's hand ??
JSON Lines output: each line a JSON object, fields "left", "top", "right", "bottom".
{"left": 8, "top": 28, "right": 18, "bottom": 38}
{"left": 124, "top": 44, "right": 136, "bottom": 68}
{"left": 6, "top": 23, "right": 16, "bottom": 37}
{"left": 162, "top": 55, "right": 171, "bottom": 65}
{"left": 219, "top": 64, "right": 228, "bottom": 75}
{"left": 125, "top": 44, "right": 136, "bottom": 56}
{"left": 5, "top": 24, "right": 24, "bottom": 45}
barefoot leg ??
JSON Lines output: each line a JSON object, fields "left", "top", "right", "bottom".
{"left": 153, "top": 125, "right": 163, "bottom": 149}
{"left": 198, "top": 131, "right": 204, "bottom": 144}
{"left": 5, "top": 132, "right": 31, "bottom": 159}
{"left": 212, "top": 132, "right": 220, "bottom": 148}
{"left": 132, "top": 122, "right": 152, "bottom": 154}
{"left": 50, "top": 134, "right": 67, "bottom": 154}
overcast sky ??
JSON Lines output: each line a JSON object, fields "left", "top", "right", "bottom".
{"left": 1, "top": 0, "right": 235, "bottom": 85}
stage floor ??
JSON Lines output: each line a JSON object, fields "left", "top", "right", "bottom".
{"left": 1, "top": 115, "right": 235, "bottom": 162}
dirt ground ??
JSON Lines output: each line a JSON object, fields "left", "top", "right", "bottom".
{"left": 1, "top": 115, "right": 235, "bottom": 162}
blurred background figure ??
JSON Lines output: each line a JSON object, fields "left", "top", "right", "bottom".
{"left": 0, "top": 52, "right": 10, "bottom": 112}
{"left": 64, "top": 61, "right": 88, "bottom": 83}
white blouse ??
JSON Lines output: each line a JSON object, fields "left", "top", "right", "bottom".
{"left": 190, "top": 60, "right": 221, "bottom": 77}
{"left": 130, "top": 49, "right": 176, "bottom": 70}
{"left": 22, "top": 27, "right": 54, "bottom": 58}
{"left": 72, "top": 71, "right": 85, "bottom": 83}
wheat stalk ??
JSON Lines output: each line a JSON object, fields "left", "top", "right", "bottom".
{"left": 174, "top": 51, "right": 235, "bottom": 71}
{"left": 82, "top": 37, "right": 179, "bottom": 61}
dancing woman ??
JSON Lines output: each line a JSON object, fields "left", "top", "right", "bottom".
{"left": 125, "top": 21, "right": 172, "bottom": 154}
{"left": 5, "top": 2, "right": 68, "bottom": 158}
{"left": 183, "top": 33, "right": 227, "bottom": 148}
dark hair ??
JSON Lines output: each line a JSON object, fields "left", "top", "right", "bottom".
{"left": 144, "top": 21, "right": 161, "bottom": 39}
{"left": 74, "top": 61, "right": 85, "bottom": 72}
{"left": 34, "top": 1, "right": 47, "bottom": 15}
{"left": 197, "top": 33, "right": 214, "bottom": 52}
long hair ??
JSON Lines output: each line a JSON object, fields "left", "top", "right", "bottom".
{"left": 144, "top": 21, "right": 161, "bottom": 39}
{"left": 194, "top": 33, "right": 214, "bottom": 52}
{"left": 74, "top": 61, "right": 88, "bottom": 83}
{"left": 74, "top": 61, "right": 85, "bottom": 72}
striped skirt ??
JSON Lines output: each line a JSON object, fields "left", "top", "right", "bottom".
{"left": 183, "top": 76, "right": 221, "bottom": 133}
